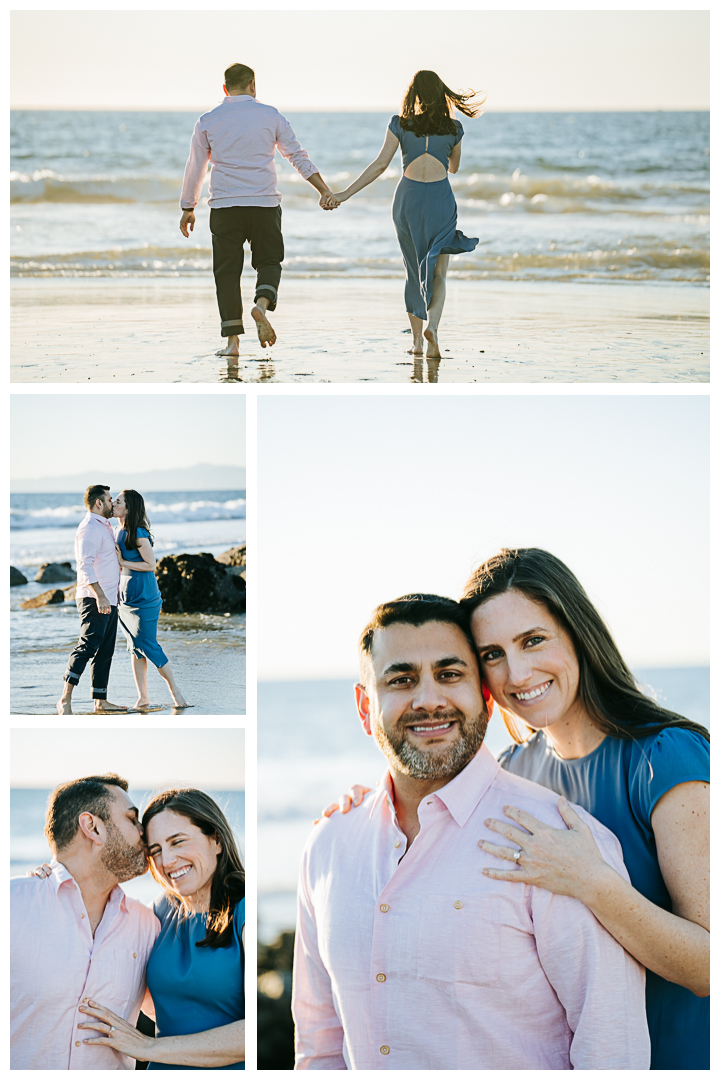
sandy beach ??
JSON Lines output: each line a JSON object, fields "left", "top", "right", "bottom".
{"left": 11, "top": 278, "right": 708, "bottom": 383}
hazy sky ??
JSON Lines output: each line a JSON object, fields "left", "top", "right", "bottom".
{"left": 10, "top": 394, "right": 245, "bottom": 479}
{"left": 11, "top": 728, "right": 244, "bottom": 788}
{"left": 259, "top": 394, "right": 709, "bottom": 677}
{"left": 11, "top": 10, "right": 708, "bottom": 111}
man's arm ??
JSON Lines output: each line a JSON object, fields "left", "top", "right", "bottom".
{"left": 76, "top": 531, "right": 110, "bottom": 613}
{"left": 292, "top": 849, "right": 347, "bottom": 1070}
{"left": 275, "top": 118, "right": 334, "bottom": 203}
{"left": 531, "top": 827, "right": 651, "bottom": 1069}
{"left": 179, "top": 120, "right": 210, "bottom": 234}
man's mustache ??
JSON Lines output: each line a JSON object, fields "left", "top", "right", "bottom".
{"left": 398, "top": 708, "right": 466, "bottom": 729}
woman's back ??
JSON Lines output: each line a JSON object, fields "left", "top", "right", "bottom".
{"left": 389, "top": 115, "right": 462, "bottom": 181}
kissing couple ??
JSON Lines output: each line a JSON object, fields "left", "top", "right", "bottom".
{"left": 57, "top": 484, "right": 190, "bottom": 715}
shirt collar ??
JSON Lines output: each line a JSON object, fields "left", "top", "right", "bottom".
{"left": 50, "top": 857, "right": 128, "bottom": 911}
{"left": 87, "top": 511, "right": 113, "bottom": 529}
{"left": 373, "top": 742, "right": 500, "bottom": 828}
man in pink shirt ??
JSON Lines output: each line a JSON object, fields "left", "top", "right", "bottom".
{"left": 57, "top": 484, "right": 127, "bottom": 715}
{"left": 11, "top": 773, "right": 160, "bottom": 1070}
{"left": 179, "top": 62, "right": 337, "bottom": 356}
{"left": 293, "top": 595, "right": 651, "bottom": 1070}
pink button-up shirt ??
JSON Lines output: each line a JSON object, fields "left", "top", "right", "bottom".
{"left": 293, "top": 743, "right": 651, "bottom": 1071}
{"left": 180, "top": 94, "right": 319, "bottom": 209}
{"left": 75, "top": 511, "right": 120, "bottom": 604}
{"left": 11, "top": 860, "right": 160, "bottom": 1070}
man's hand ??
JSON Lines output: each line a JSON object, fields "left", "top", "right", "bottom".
{"left": 319, "top": 192, "right": 340, "bottom": 211}
{"left": 180, "top": 210, "right": 196, "bottom": 238}
{"left": 92, "top": 588, "right": 111, "bottom": 615}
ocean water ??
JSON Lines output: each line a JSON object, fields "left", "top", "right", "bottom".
{"left": 257, "top": 667, "right": 709, "bottom": 941}
{"left": 10, "top": 491, "right": 246, "bottom": 715}
{"left": 11, "top": 110, "right": 708, "bottom": 284}
{"left": 10, "top": 788, "right": 244, "bottom": 908}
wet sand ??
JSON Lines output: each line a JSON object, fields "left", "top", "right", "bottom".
{"left": 11, "top": 277, "right": 708, "bottom": 383}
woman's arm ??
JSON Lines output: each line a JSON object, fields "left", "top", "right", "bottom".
{"left": 119, "top": 536, "right": 156, "bottom": 572}
{"left": 79, "top": 1003, "right": 244, "bottom": 1067}
{"left": 481, "top": 780, "right": 709, "bottom": 996}
{"left": 448, "top": 141, "right": 462, "bottom": 174}
{"left": 335, "top": 130, "right": 399, "bottom": 203}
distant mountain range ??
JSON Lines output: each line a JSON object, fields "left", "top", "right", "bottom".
{"left": 11, "top": 464, "right": 246, "bottom": 494}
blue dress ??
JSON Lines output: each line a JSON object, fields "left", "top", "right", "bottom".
{"left": 388, "top": 114, "right": 478, "bottom": 319}
{"left": 146, "top": 895, "right": 245, "bottom": 1070}
{"left": 499, "top": 727, "right": 709, "bottom": 1070}
{"left": 116, "top": 527, "right": 168, "bottom": 669}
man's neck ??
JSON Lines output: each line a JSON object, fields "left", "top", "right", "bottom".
{"left": 389, "top": 770, "right": 454, "bottom": 848}
{"left": 56, "top": 852, "right": 119, "bottom": 934}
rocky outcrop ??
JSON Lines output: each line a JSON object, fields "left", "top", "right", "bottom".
{"left": 35, "top": 561, "right": 76, "bottom": 583}
{"left": 11, "top": 566, "right": 28, "bottom": 586}
{"left": 21, "top": 588, "right": 65, "bottom": 609}
{"left": 155, "top": 553, "right": 246, "bottom": 615}
{"left": 63, "top": 583, "right": 77, "bottom": 602}
{"left": 217, "top": 544, "right": 246, "bottom": 567}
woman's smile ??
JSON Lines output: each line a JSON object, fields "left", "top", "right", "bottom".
{"left": 511, "top": 680, "right": 553, "bottom": 705}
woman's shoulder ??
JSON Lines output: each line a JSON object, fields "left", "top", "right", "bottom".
{"left": 623, "top": 726, "right": 709, "bottom": 818}
{"left": 388, "top": 114, "right": 403, "bottom": 136}
{"left": 151, "top": 891, "right": 175, "bottom": 925}
{"left": 137, "top": 527, "right": 150, "bottom": 539}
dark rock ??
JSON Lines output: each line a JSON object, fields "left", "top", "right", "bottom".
{"left": 21, "top": 588, "right": 65, "bottom": 609}
{"left": 11, "top": 566, "right": 28, "bottom": 586}
{"left": 63, "top": 583, "right": 77, "bottom": 602}
{"left": 155, "top": 553, "right": 246, "bottom": 615}
{"left": 258, "top": 930, "right": 295, "bottom": 1070}
{"left": 217, "top": 544, "right": 246, "bottom": 568}
{"left": 35, "top": 561, "right": 76, "bottom": 583}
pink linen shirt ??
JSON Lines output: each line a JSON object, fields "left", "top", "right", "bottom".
{"left": 75, "top": 510, "right": 120, "bottom": 604}
{"left": 180, "top": 95, "right": 319, "bottom": 209}
{"left": 293, "top": 743, "right": 651, "bottom": 1071}
{"left": 10, "top": 860, "right": 160, "bottom": 1070}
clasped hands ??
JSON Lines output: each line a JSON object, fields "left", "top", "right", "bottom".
{"left": 319, "top": 192, "right": 343, "bottom": 211}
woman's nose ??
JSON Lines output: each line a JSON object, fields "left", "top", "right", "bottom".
{"left": 506, "top": 651, "right": 533, "bottom": 686}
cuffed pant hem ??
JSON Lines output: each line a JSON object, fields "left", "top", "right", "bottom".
{"left": 221, "top": 320, "right": 245, "bottom": 338}
{"left": 255, "top": 285, "right": 278, "bottom": 312}
{"left": 64, "top": 672, "right": 80, "bottom": 686}
{"left": 92, "top": 689, "right": 108, "bottom": 700}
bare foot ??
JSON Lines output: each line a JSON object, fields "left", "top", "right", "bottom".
{"left": 172, "top": 699, "right": 194, "bottom": 709}
{"left": 135, "top": 698, "right": 150, "bottom": 710}
{"left": 93, "top": 701, "right": 129, "bottom": 713}
{"left": 57, "top": 699, "right": 73, "bottom": 715}
{"left": 424, "top": 327, "right": 441, "bottom": 359}
{"left": 407, "top": 341, "right": 424, "bottom": 356}
{"left": 216, "top": 335, "right": 240, "bottom": 357}
{"left": 252, "top": 306, "right": 277, "bottom": 347}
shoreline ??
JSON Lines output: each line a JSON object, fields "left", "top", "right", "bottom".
{"left": 11, "top": 277, "right": 708, "bottom": 383}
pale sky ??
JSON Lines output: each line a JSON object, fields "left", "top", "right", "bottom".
{"left": 11, "top": 728, "right": 244, "bottom": 788}
{"left": 10, "top": 395, "right": 245, "bottom": 479}
{"left": 10, "top": 9, "right": 709, "bottom": 111}
{"left": 258, "top": 395, "right": 709, "bottom": 678}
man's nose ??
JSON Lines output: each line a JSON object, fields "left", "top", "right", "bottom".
{"left": 411, "top": 674, "right": 449, "bottom": 712}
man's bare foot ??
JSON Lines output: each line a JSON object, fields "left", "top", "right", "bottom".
{"left": 424, "top": 327, "right": 441, "bottom": 359}
{"left": 57, "top": 699, "right": 73, "bottom": 715}
{"left": 93, "top": 701, "right": 129, "bottom": 713}
{"left": 216, "top": 335, "right": 240, "bottom": 357}
{"left": 252, "top": 306, "right": 277, "bottom": 347}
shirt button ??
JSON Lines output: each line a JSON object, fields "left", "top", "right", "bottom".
{"left": 379, "top": 904, "right": 389, "bottom": 912}
{"left": 380, "top": 1046, "right": 390, "bottom": 1055}
{"left": 81, "top": 914, "right": 85, "bottom": 919}
{"left": 376, "top": 973, "right": 386, "bottom": 982}
{"left": 82, "top": 997, "right": 88, "bottom": 1003}
{"left": 133, "top": 952, "right": 137, "bottom": 958}
{"left": 394, "top": 840, "right": 401, "bottom": 848}
{"left": 75, "top": 1041, "right": 81, "bottom": 1047}
{"left": 454, "top": 900, "right": 463, "bottom": 909}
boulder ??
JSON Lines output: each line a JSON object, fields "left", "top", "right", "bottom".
{"left": 21, "top": 588, "right": 65, "bottom": 609}
{"left": 155, "top": 553, "right": 246, "bottom": 615}
{"left": 217, "top": 544, "right": 246, "bottom": 568}
{"left": 63, "top": 583, "right": 77, "bottom": 602}
{"left": 35, "top": 561, "right": 76, "bottom": 583}
{"left": 11, "top": 566, "right": 28, "bottom": 586}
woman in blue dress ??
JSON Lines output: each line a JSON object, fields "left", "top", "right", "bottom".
{"left": 113, "top": 490, "right": 189, "bottom": 710}
{"left": 330, "top": 71, "right": 483, "bottom": 359}
{"left": 78, "top": 788, "right": 245, "bottom": 1069}
{"left": 327, "top": 548, "right": 709, "bottom": 1069}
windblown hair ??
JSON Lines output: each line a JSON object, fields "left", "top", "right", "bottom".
{"left": 45, "top": 773, "right": 129, "bottom": 853}
{"left": 84, "top": 484, "right": 110, "bottom": 512}
{"left": 460, "top": 548, "right": 709, "bottom": 745}
{"left": 120, "top": 489, "right": 153, "bottom": 551}
{"left": 224, "top": 62, "right": 255, "bottom": 92}
{"left": 359, "top": 593, "right": 477, "bottom": 684}
{"left": 399, "top": 70, "right": 485, "bottom": 137}
{"left": 143, "top": 789, "right": 245, "bottom": 950}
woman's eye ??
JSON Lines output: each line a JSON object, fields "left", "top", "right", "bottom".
{"left": 526, "top": 636, "right": 545, "bottom": 647}
{"left": 482, "top": 649, "right": 502, "bottom": 662}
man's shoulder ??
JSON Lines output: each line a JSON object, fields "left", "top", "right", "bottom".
{"left": 11, "top": 873, "right": 50, "bottom": 896}
{"left": 123, "top": 892, "right": 161, "bottom": 930}
{"left": 302, "top": 790, "right": 379, "bottom": 860}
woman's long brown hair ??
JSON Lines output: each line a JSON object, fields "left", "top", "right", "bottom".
{"left": 120, "top": 489, "right": 153, "bottom": 552}
{"left": 400, "top": 70, "right": 485, "bottom": 137}
{"left": 143, "top": 788, "right": 245, "bottom": 949}
{"left": 460, "top": 548, "right": 709, "bottom": 745}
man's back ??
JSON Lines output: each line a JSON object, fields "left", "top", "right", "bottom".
{"left": 294, "top": 744, "right": 650, "bottom": 1070}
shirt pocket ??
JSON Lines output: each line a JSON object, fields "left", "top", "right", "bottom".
{"left": 417, "top": 894, "right": 506, "bottom": 997}
{"left": 88, "top": 948, "right": 145, "bottom": 1013}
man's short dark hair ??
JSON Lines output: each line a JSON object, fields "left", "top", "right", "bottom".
{"left": 224, "top": 63, "right": 255, "bottom": 92}
{"left": 83, "top": 484, "right": 110, "bottom": 511}
{"left": 45, "top": 773, "right": 129, "bottom": 853}
{"left": 358, "top": 594, "right": 478, "bottom": 683}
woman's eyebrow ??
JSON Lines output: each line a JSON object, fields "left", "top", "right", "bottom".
{"left": 512, "top": 626, "right": 548, "bottom": 642}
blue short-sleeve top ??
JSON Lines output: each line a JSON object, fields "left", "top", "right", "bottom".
{"left": 117, "top": 527, "right": 161, "bottom": 604}
{"left": 388, "top": 114, "right": 463, "bottom": 172}
{"left": 499, "top": 727, "right": 709, "bottom": 1070}
{"left": 117, "top": 526, "right": 152, "bottom": 564}
{"left": 145, "top": 894, "right": 245, "bottom": 1070}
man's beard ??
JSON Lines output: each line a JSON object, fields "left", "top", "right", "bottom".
{"left": 373, "top": 706, "right": 488, "bottom": 780}
{"left": 100, "top": 821, "right": 148, "bottom": 882}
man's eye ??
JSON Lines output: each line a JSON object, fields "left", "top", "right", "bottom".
{"left": 438, "top": 670, "right": 461, "bottom": 680}
{"left": 390, "top": 677, "right": 412, "bottom": 687}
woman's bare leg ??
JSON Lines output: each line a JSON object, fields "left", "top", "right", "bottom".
{"left": 424, "top": 255, "right": 450, "bottom": 359}
{"left": 157, "top": 662, "right": 190, "bottom": 708}
{"left": 131, "top": 655, "right": 149, "bottom": 708}
{"left": 407, "top": 313, "right": 424, "bottom": 355}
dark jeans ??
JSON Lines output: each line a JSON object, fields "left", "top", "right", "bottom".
{"left": 64, "top": 599, "right": 119, "bottom": 700}
{"left": 209, "top": 205, "right": 284, "bottom": 336}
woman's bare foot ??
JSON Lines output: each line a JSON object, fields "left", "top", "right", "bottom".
{"left": 93, "top": 701, "right": 129, "bottom": 713}
{"left": 407, "top": 340, "right": 424, "bottom": 356}
{"left": 135, "top": 697, "right": 150, "bottom": 710}
{"left": 56, "top": 698, "right": 73, "bottom": 715}
{"left": 252, "top": 306, "right": 277, "bottom": 347}
{"left": 172, "top": 699, "right": 194, "bottom": 709}
{"left": 424, "top": 327, "right": 441, "bottom": 359}
{"left": 216, "top": 335, "right": 240, "bottom": 357}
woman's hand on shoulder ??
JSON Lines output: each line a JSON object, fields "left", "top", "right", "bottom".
{"left": 27, "top": 862, "right": 53, "bottom": 878}
{"left": 313, "top": 784, "right": 372, "bottom": 824}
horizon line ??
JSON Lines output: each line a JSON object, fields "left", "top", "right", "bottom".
{"left": 10, "top": 105, "right": 710, "bottom": 114}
